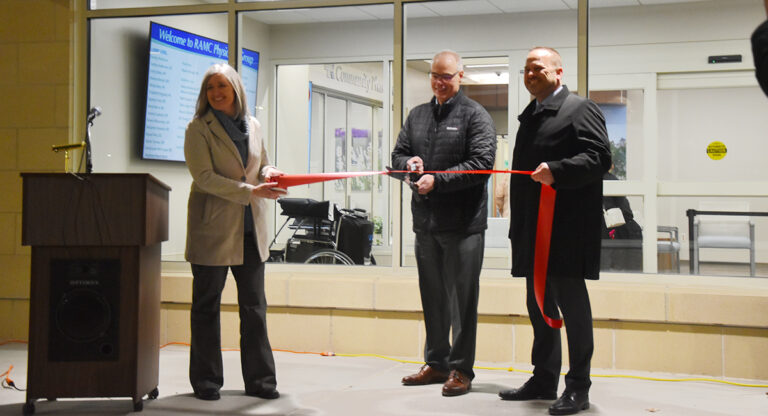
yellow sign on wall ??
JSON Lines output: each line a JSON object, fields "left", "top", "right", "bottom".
{"left": 706, "top": 141, "right": 727, "bottom": 160}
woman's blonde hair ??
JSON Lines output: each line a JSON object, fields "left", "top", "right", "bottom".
{"left": 193, "top": 63, "right": 249, "bottom": 119}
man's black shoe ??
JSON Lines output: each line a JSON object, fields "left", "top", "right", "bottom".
{"left": 194, "top": 389, "right": 220, "bottom": 401}
{"left": 499, "top": 378, "right": 556, "bottom": 401}
{"left": 548, "top": 390, "right": 589, "bottom": 415}
{"left": 246, "top": 389, "right": 280, "bottom": 400}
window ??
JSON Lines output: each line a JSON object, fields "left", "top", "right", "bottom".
{"left": 271, "top": 65, "right": 390, "bottom": 264}
{"left": 401, "top": 0, "right": 577, "bottom": 269}
{"left": 81, "top": 0, "right": 767, "bottom": 279}
{"left": 590, "top": 0, "right": 767, "bottom": 276}
{"left": 244, "top": 5, "right": 393, "bottom": 265}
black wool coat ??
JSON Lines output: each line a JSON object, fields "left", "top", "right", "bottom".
{"left": 392, "top": 91, "right": 496, "bottom": 234}
{"left": 752, "top": 19, "right": 768, "bottom": 97}
{"left": 509, "top": 86, "right": 612, "bottom": 280}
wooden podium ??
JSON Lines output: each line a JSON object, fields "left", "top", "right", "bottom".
{"left": 20, "top": 173, "right": 170, "bottom": 415}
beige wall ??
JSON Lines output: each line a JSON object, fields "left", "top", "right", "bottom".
{"left": 158, "top": 265, "right": 768, "bottom": 382}
{"left": 0, "top": 0, "right": 71, "bottom": 342}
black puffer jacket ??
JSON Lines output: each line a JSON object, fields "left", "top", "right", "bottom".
{"left": 392, "top": 91, "right": 496, "bottom": 233}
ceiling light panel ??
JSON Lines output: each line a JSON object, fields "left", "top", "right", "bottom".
{"left": 463, "top": 72, "right": 509, "bottom": 84}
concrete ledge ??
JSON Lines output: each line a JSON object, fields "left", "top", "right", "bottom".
{"left": 151, "top": 263, "right": 768, "bottom": 380}
{"left": 160, "top": 263, "right": 768, "bottom": 328}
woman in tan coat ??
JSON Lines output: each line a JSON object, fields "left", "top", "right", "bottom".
{"left": 184, "top": 63, "right": 285, "bottom": 401}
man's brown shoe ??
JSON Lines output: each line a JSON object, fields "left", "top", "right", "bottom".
{"left": 402, "top": 365, "right": 449, "bottom": 385}
{"left": 441, "top": 370, "right": 471, "bottom": 396}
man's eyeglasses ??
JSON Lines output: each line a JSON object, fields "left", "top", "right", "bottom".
{"left": 429, "top": 71, "right": 460, "bottom": 81}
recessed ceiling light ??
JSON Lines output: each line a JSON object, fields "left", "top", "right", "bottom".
{"left": 465, "top": 64, "right": 509, "bottom": 69}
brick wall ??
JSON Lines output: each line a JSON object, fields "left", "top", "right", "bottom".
{"left": 0, "top": 0, "right": 71, "bottom": 340}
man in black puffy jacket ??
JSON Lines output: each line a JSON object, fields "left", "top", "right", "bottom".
{"left": 392, "top": 50, "right": 496, "bottom": 397}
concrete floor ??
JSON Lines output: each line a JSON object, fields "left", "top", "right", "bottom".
{"left": 0, "top": 344, "right": 765, "bottom": 416}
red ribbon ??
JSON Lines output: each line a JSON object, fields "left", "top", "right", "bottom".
{"left": 275, "top": 169, "right": 534, "bottom": 188}
{"left": 275, "top": 171, "right": 384, "bottom": 188}
{"left": 533, "top": 184, "right": 562, "bottom": 328}
{"left": 275, "top": 169, "right": 562, "bottom": 328}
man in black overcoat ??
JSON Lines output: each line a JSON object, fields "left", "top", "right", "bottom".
{"left": 500, "top": 47, "right": 611, "bottom": 416}
{"left": 753, "top": 0, "right": 768, "bottom": 96}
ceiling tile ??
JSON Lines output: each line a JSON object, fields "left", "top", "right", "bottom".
{"left": 357, "top": 4, "right": 394, "bottom": 20}
{"left": 243, "top": 9, "right": 314, "bottom": 25}
{"left": 422, "top": 0, "right": 503, "bottom": 17}
{"left": 590, "top": 0, "right": 640, "bottom": 7}
{"left": 489, "top": 0, "right": 570, "bottom": 12}
{"left": 639, "top": 0, "right": 707, "bottom": 4}
{"left": 245, "top": 0, "right": 711, "bottom": 25}
{"left": 403, "top": 4, "right": 440, "bottom": 19}
{"left": 563, "top": 0, "right": 640, "bottom": 8}
{"left": 303, "top": 6, "right": 379, "bottom": 23}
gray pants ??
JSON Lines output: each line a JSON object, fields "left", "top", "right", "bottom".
{"left": 189, "top": 235, "right": 276, "bottom": 394}
{"left": 415, "top": 231, "right": 484, "bottom": 379}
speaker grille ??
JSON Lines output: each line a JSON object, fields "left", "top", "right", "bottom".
{"left": 49, "top": 259, "right": 120, "bottom": 362}
{"left": 55, "top": 288, "right": 112, "bottom": 343}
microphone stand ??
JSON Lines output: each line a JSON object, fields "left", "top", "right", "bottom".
{"left": 85, "top": 116, "right": 94, "bottom": 174}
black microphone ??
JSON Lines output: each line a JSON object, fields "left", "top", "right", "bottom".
{"left": 84, "top": 106, "right": 100, "bottom": 174}
{"left": 87, "top": 106, "right": 102, "bottom": 123}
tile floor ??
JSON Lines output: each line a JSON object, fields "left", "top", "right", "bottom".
{"left": 0, "top": 343, "right": 765, "bottom": 416}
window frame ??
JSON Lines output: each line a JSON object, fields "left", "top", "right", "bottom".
{"left": 75, "top": 0, "right": 768, "bottom": 278}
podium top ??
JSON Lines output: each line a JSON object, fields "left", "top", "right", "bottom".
{"left": 21, "top": 173, "right": 171, "bottom": 247}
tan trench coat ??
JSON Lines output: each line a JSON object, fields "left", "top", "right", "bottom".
{"left": 184, "top": 110, "right": 273, "bottom": 265}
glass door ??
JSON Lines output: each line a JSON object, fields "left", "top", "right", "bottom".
{"left": 589, "top": 74, "right": 657, "bottom": 273}
{"left": 323, "top": 95, "right": 349, "bottom": 208}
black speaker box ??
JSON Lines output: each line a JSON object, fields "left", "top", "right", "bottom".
{"left": 48, "top": 259, "right": 120, "bottom": 362}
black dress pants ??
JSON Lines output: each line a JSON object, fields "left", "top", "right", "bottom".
{"left": 415, "top": 231, "right": 484, "bottom": 379}
{"left": 525, "top": 275, "right": 593, "bottom": 393}
{"left": 189, "top": 235, "right": 276, "bottom": 394}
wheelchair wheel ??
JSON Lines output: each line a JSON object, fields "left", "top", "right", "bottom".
{"left": 304, "top": 249, "right": 355, "bottom": 265}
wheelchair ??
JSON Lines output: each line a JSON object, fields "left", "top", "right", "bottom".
{"left": 268, "top": 198, "right": 374, "bottom": 266}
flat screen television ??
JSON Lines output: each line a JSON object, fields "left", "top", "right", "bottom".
{"left": 241, "top": 47, "right": 260, "bottom": 114}
{"left": 141, "top": 22, "right": 228, "bottom": 162}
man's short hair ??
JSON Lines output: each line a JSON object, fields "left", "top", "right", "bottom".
{"left": 433, "top": 49, "right": 464, "bottom": 71}
{"left": 529, "top": 46, "right": 562, "bottom": 68}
